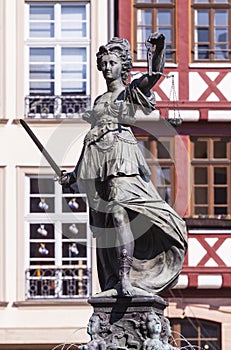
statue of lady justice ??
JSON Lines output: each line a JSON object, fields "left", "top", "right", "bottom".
{"left": 60, "top": 33, "right": 187, "bottom": 297}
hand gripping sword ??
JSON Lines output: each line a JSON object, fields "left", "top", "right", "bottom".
{"left": 20, "top": 119, "right": 62, "bottom": 178}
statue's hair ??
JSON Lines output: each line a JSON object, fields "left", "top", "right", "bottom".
{"left": 160, "top": 316, "right": 171, "bottom": 338}
{"left": 146, "top": 312, "right": 161, "bottom": 324}
{"left": 96, "top": 37, "right": 133, "bottom": 83}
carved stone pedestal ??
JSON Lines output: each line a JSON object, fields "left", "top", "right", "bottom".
{"left": 82, "top": 296, "right": 177, "bottom": 350}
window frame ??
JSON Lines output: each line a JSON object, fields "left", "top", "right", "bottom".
{"left": 191, "top": 0, "right": 231, "bottom": 62}
{"left": 17, "top": 167, "right": 92, "bottom": 301}
{"left": 191, "top": 137, "right": 231, "bottom": 217}
{"left": 170, "top": 318, "right": 221, "bottom": 349}
{"left": 24, "top": 1, "right": 91, "bottom": 118}
{"left": 133, "top": 0, "right": 176, "bottom": 63}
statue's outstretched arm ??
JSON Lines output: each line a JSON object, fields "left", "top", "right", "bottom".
{"left": 135, "top": 32, "right": 166, "bottom": 95}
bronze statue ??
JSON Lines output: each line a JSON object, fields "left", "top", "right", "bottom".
{"left": 60, "top": 33, "right": 187, "bottom": 297}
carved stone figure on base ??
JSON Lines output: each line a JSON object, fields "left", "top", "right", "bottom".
{"left": 79, "top": 313, "right": 108, "bottom": 350}
{"left": 60, "top": 32, "right": 187, "bottom": 298}
{"left": 143, "top": 313, "right": 163, "bottom": 350}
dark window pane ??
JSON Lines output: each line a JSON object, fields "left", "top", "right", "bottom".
{"left": 30, "top": 178, "right": 54, "bottom": 194}
{"left": 62, "top": 223, "right": 86, "bottom": 239}
{"left": 30, "top": 223, "right": 54, "bottom": 239}
{"left": 30, "top": 242, "right": 55, "bottom": 259}
{"left": 198, "top": 45, "right": 209, "bottom": 59}
{"left": 157, "top": 141, "right": 171, "bottom": 159}
{"left": 195, "top": 167, "right": 208, "bottom": 184}
{"left": 181, "top": 323, "right": 198, "bottom": 338}
{"left": 214, "top": 188, "right": 227, "bottom": 204}
{"left": 214, "top": 167, "right": 227, "bottom": 184}
{"left": 195, "top": 206, "right": 208, "bottom": 215}
{"left": 215, "top": 207, "right": 227, "bottom": 215}
{"left": 198, "top": 28, "right": 209, "bottom": 42}
{"left": 195, "top": 187, "right": 208, "bottom": 204}
{"left": 62, "top": 197, "right": 87, "bottom": 212}
{"left": 194, "top": 141, "right": 207, "bottom": 158}
{"left": 30, "top": 197, "right": 54, "bottom": 213}
{"left": 200, "top": 322, "right": 220, "bottom": 338}
{"left": 62, "top": 242, "right": 86, "bottom": 260}
{"left": 214, "top": 141, "right": 227, "bottom": 158}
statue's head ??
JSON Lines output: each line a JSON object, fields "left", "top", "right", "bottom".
{"left": 87, "top": 312, "right": 109, "bottom": 336}
{"left": 145, "top": 312, "right": 162, "bottom": 336}
{"left": 96, "top": 37, "right": 133, "bottom": 83}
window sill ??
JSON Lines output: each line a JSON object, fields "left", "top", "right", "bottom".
{"left": 0, "top": 302, "right": 8, "bottom": 307}
{"left": 189, "top": 63, "right": 231, "bottom": 68}
{"left": 185, "top": 217, "right": 231, "bottom": 228}
{"left": 132, "top": 61, "right": 178, "bottom": 69}
{"left": 13, "top": 118, "right": 88, "bottom": 125}
{"left": 13, "top": 299, "right": 89, "bottom": 307}
{"left": 0, "top": 119, "right": 9, "bottom": 125}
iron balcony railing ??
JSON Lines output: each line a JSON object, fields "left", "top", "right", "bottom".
{"left": 26, "top": 266, "right": 91, "bottom": 299}
{"left": 25, "top": 95, "right": 91, "bottom": 119}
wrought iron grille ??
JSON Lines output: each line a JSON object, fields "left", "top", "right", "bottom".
{"left": 26, "top": 266, "right": 91, "bottom": 299}
{"left": 25, "top": 95, "right": 91, "bottom": 119}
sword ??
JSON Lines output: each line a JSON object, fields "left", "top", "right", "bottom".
{"left": 20, "top": 119, "right": 62, "bottom": 178}
{"left": 146, "top": 41, "right": 153, "bottom": 76}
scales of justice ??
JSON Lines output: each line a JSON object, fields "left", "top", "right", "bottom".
{"left": 21, "top": 33, "right": 187, "bottom": 350}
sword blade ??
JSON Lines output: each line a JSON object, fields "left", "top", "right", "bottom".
{"left": 20, "top": 119, "right": 62, "bottom": 177}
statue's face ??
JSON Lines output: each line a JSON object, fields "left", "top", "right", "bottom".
{"left": 100, "top": 54, "right": 122, "bottom": 81}
{"left": 87, "top": 315, "right": 100, "bottom": 335}
{"left": 147, "top": 317, "right": 161, "bottom": 335}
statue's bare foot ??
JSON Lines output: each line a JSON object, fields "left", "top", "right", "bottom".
{"left": 121, "top": 276, "right": 135, "bottom": 296}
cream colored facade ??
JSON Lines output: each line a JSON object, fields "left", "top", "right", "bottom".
{"left": 0, "top": 0, "right": 110, "bottom": 348}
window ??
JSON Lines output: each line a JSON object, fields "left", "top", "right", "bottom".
{"left": 134, "top": 0, "right": 176, "bottom": 62}
{"left": 192, "top": 0, "right": 231, "bottom": 61}
{"left": 191, "top": 137, "right": 231, "bottom": 216}
{"left": 137, "top": 136, "right": 175, "bottom": 205}
{"left": 25, "top": 174, "right": 91, "bottom": 299}
{"left": 170, "top": 318, "right": 221, "bottom": 349}
{"left": 24, "top": 2, "right": 90, "bottom": 118}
